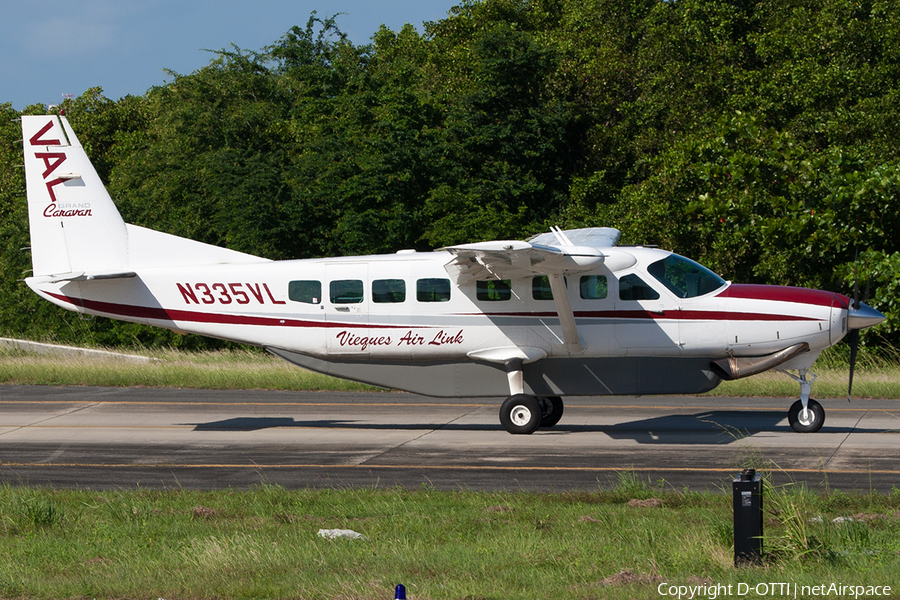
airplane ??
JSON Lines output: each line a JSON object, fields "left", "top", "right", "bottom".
{"left": 20, "top": 114, "right": 886, "bottom": 434}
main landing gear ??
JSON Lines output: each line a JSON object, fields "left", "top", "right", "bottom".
{"left": 782, "top": 369, "right": 825, "bottom": 433}
{"left": 498, "top": 357, "right": 564, "bottom": 434}
{"left": 499, "top": 394, "right": 565, "bottom": 435}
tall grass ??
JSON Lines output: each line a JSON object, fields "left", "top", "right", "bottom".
{"left": 0, "top": 346, "right": 379, "bottom": 391}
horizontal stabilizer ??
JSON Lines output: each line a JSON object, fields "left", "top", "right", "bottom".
{"left": 36, "top": 271, "right": 137, "bottom": 284}
{"left": 125, "top": 224, "right": 267, "bottom": 268}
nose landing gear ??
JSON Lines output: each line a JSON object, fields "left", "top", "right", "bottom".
{"left": 781, "top": 369, "right": 825, "bottom": 433}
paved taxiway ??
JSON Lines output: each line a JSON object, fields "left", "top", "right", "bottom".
{"left": 0, "top": 385, "right": 898, "bottom": 492}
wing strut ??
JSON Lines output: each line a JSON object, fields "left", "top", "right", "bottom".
{"left": 441, "top": 227, "right": 617, "bottom": 355}
{"left": 547, "top": 273, "right": 583, "bottom": 352}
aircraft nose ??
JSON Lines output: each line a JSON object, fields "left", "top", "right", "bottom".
{"left": 848, "top": 302, "right": 886, "bottom": 330}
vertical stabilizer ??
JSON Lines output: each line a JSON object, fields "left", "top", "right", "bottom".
{"left": 22, "top": 115, "right": 128, "bottom": 277}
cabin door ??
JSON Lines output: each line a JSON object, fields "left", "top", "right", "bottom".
{"left": 325, "top": 262, "right": 370, "bottom": 355}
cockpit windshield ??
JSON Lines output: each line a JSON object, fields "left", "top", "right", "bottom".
{"left": 647, "top": 254, "right": 727, "bottom": 299}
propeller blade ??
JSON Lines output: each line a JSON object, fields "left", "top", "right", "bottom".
{"left": 847, "top": 247, "right": 860, "bottom": 402}
{"left": 847, "top": 329, "right": 859, "bottom": 402}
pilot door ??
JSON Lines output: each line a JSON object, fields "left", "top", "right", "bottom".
{"left": 613, "top": 272, "right": 682, "bottom": 355}
{"left": 325, "top": 262, "right": 370, "bottom": 355}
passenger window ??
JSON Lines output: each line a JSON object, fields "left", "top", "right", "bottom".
{"left": 477, "top": 279, "right": 511, "bottom": 301}
{"left": 580, "top": 275, "right": 608, "bottom": 300}
{"left": 372, "top": 279, "right": 406, "bottom": 303}
{"left": 288, "top": 280, "right": 321, "bottom": 304}
{"left": 619, "top": 274, "right": 660, "bottom": 301}
{"left": 532, "top": 276, "right": 553, "bottom": 300}
{"left": 417, "top": 278, "right": 451, "bottom": 302}
{"left": 330, "top": 279, "right": 364, "bottom": 304}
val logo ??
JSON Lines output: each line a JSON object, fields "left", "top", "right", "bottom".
{"left": 28, "top": 119, "right": 92, "bottom": 217}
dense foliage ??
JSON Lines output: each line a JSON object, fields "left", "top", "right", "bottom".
{"left": 1, "top": 0, "right": 898, "bottom": 348}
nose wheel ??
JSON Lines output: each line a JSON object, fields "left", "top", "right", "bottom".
{"left": 788, "top": 398, "right": 825, "bottom": 433}
{"left": 781, "top": 368, "right": 825, "bottom": 433}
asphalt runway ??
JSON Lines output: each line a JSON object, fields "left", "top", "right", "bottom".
{"left": 1, "top": 384, "right": 898, "bottom": 492}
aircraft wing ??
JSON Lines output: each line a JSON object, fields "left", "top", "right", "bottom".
{"left": 440, "top": 240, "right": 604, "bottom": 284}
{"left": 440, "top": 231, "right": 611, "bottom": 352}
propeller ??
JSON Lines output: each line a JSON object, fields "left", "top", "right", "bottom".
{"left": 847, "top": 258, "right": 860, "bottom": 402}
{"left": 846, "top": 252, "right": 884, "bottom": 401}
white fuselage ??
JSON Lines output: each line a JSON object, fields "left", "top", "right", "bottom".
{"left": 28, "top": 245, "right": 848, "bottom": 371}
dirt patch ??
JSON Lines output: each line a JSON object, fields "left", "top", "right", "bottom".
{"left": 627, "top": 498, "right": 663, "bottom": 508}
{"left": 599, "top": 569, "right": 662, "bottom": 586}
{"left": 853, "top": 512, "right": 885, "bottom": 523}
{"left": 190, "top": 505, "right": 222, "bottom": 519}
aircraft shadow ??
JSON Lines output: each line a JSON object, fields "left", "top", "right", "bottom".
{"left": 186, "top": 417, "right": 499, "bottom": 432}
{"left": 552, "top": 410, "right": 894, "bottom": 443}
{"left": 186, "top": 410, "right": 894, "bottom": 442}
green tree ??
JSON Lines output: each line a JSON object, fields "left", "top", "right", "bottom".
{"left": 422, "top": 4, "right": 588, "bottom": 244}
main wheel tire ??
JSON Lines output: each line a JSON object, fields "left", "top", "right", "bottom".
{"left": 538, "top": 396, "right": 564, "bottom": 428}
{"left": 788, "top": 398, "right": 825, "bottom": 433}
{"left": 500, "top": 394, "right": 541, "bottom": 435}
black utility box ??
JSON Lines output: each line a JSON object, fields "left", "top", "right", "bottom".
{"left": 733, "top": 468, "right": 763, "bottom": 566}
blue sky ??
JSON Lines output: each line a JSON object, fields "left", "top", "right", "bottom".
{"left": 1, "top": 0, "right": 459, "bottom": 110}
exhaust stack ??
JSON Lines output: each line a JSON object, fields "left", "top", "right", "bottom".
{"left": 710, "top": 343, "right": 810, "bottom": 381}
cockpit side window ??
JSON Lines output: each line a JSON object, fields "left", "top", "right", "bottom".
{"left": 647, "top": 254, "right": 727, "bottom": 298}
{"left": 619, "top": 274, "right": 660, "bottom": 301}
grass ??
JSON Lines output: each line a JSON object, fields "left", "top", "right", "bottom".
{"left": 708, "top": 345, "right": 900, "bottom": 399}
{"left": 0, "top": 346, "right": 379, "bottom": 392}
{"left": 1, "top": 342, "right": 898, "bottom": 398}
{"left": 0, "top": 479, "right": 898, "bottom": 599}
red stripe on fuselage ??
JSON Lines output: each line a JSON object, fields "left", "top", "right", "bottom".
{"left": 576, "top": 310, "right": 816, "bottom": 321}
{"left": 475, "top": 310, "right": 817, "bottom": 321}
{"left": 717, "top": 284, "right": 849, "bottom": 309}
{"left": 43, "top": 292, "right": 408, "bottom": 329}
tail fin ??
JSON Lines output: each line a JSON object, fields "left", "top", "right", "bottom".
{"left": 22, "top": 115, "right": 265, "bottom": 279}
{"left": 23, "top": 115, "right": 128, "bottom": 278}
